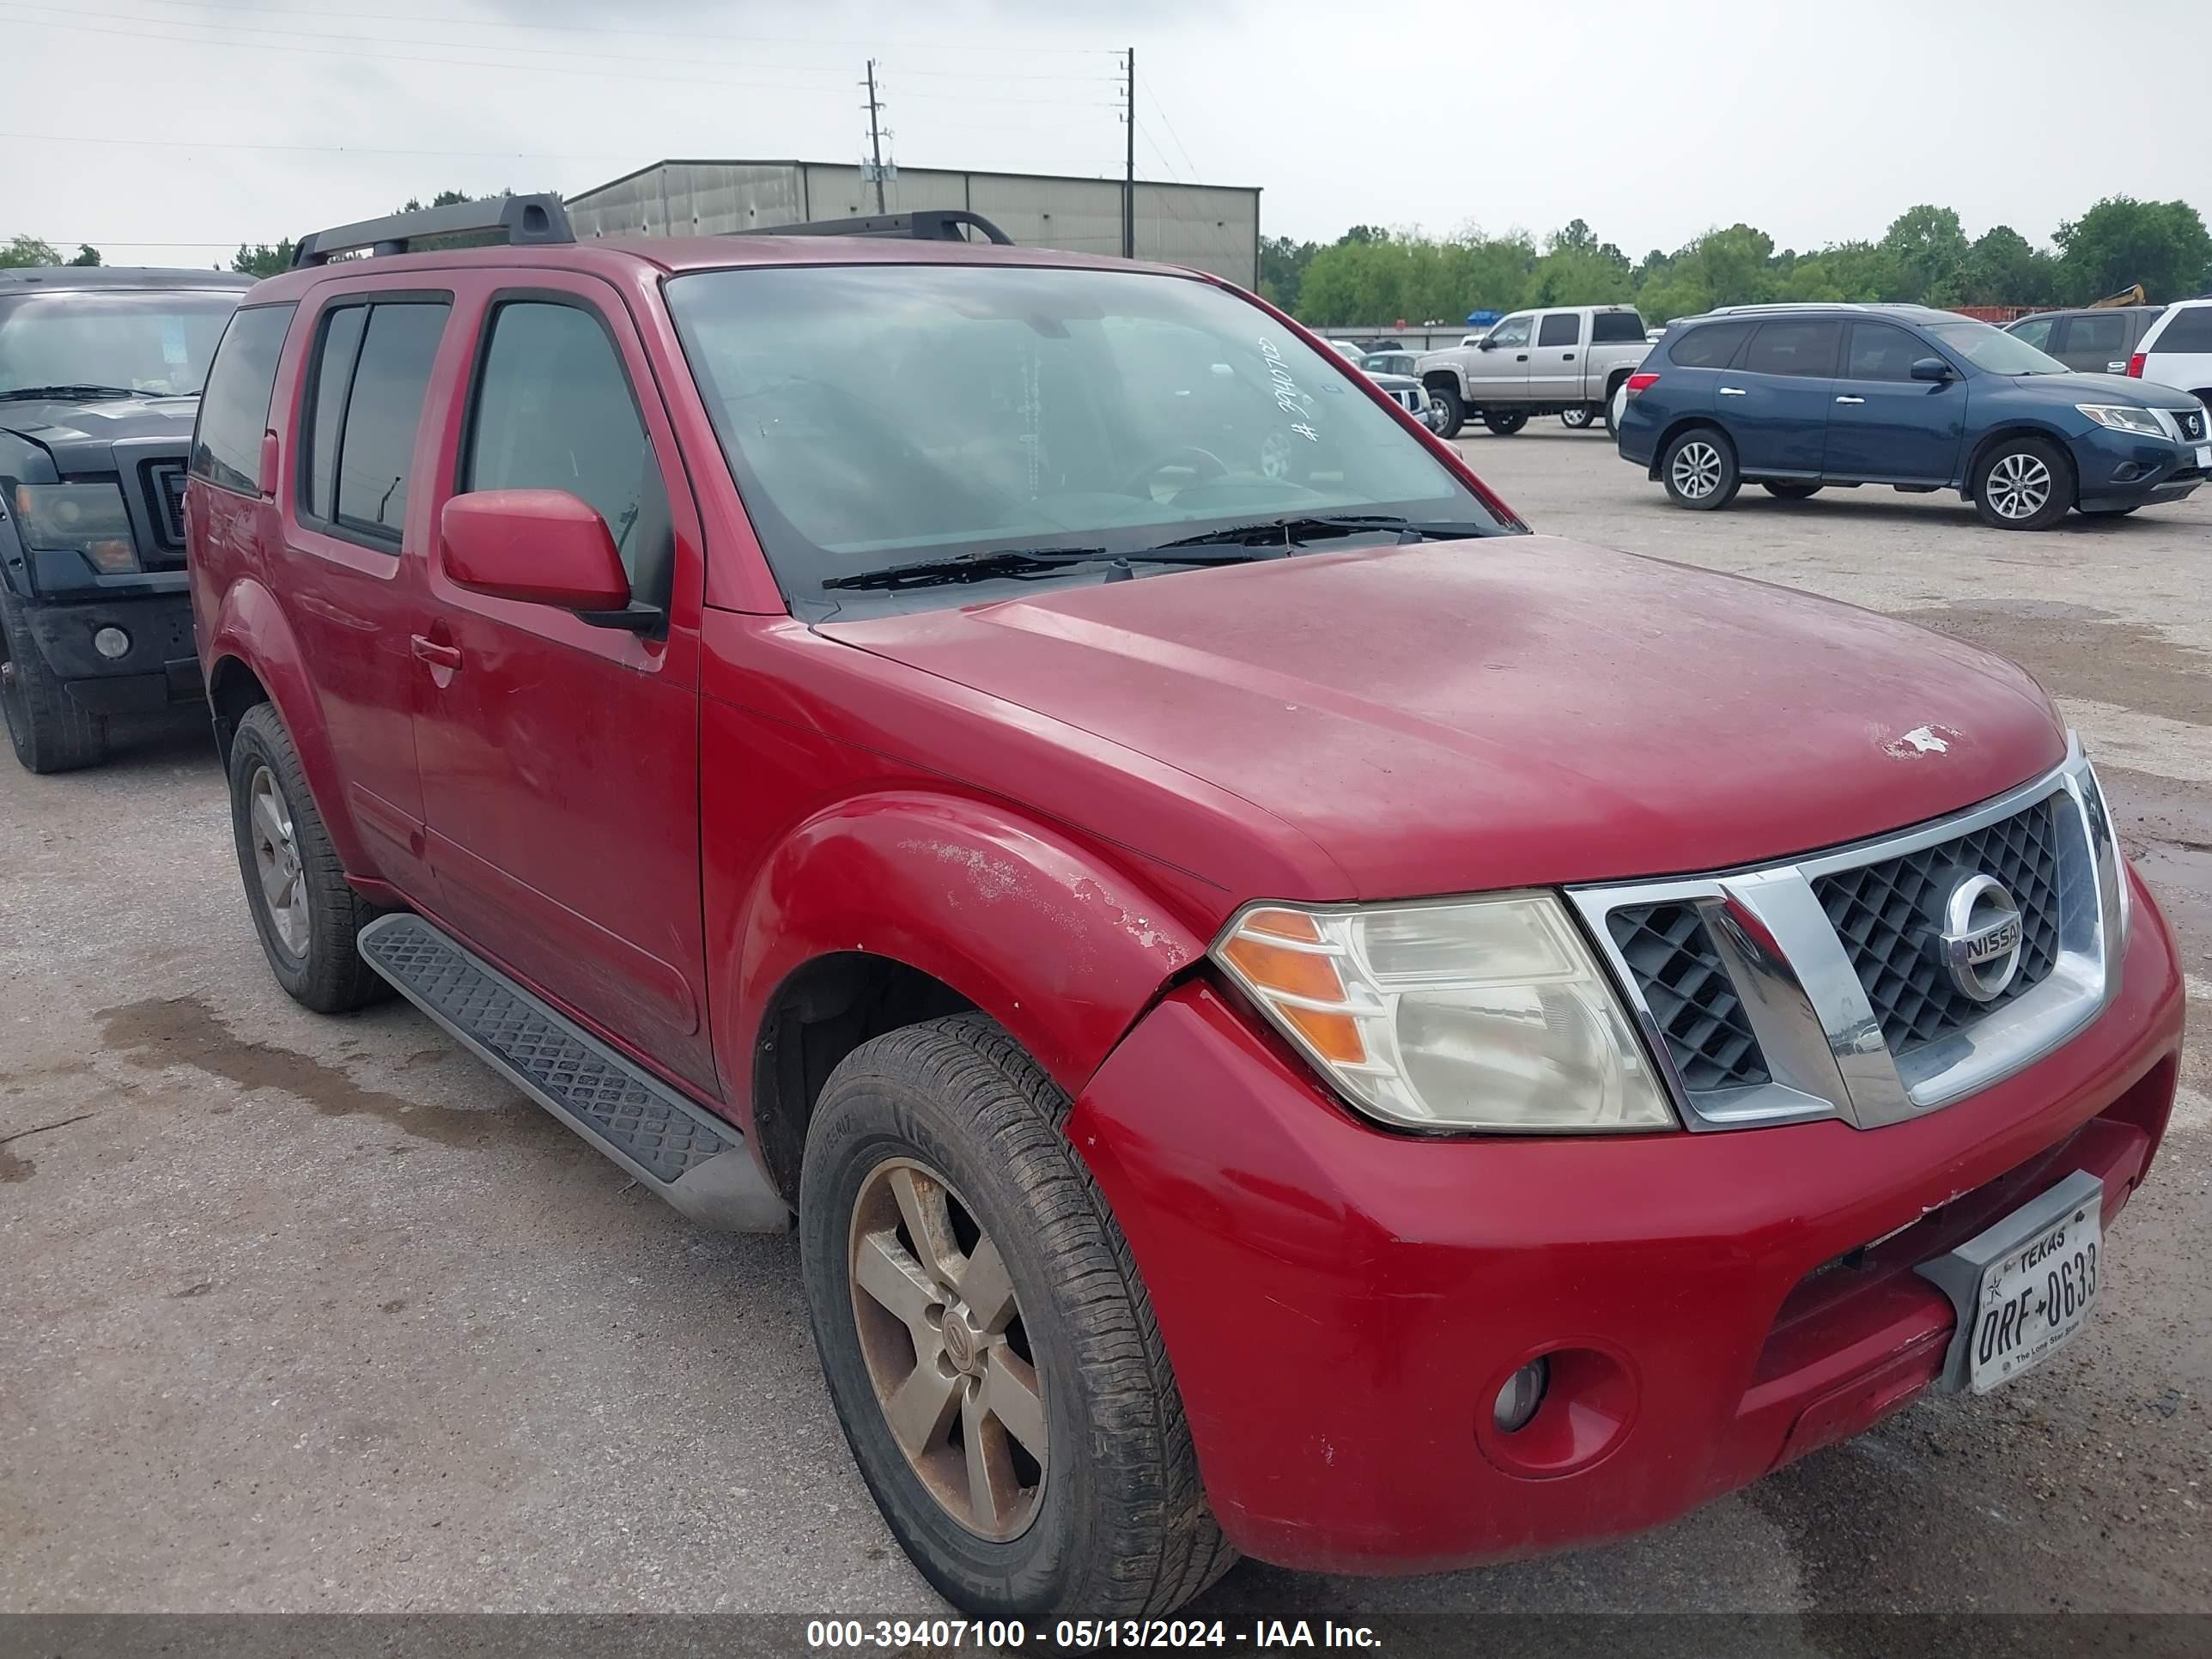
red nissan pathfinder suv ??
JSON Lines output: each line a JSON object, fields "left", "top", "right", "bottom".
{"left": 185, "top": 196, "right": 2185, "bottom": 1620}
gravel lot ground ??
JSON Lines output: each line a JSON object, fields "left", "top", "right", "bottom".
{"left": 2, "top": 425, "right": 2206, "bottom": 1628}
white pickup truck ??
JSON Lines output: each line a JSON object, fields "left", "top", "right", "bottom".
{"left": 1417, "top": 305, "right": 1650, "bottom": 439}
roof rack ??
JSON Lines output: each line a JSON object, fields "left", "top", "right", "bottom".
{"left": 737, "top": 210, "right": 1013, "bottom": 246}
{"left": 292, "top": 193, "right": 574, "bottom": 268}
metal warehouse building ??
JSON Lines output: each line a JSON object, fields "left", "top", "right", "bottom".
{"left": 563, "top": 158, "right": 1261, "bottom": 290}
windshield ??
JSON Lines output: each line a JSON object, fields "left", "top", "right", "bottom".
{"left": 665, "top": 264, "right": 1504, "bottom": 611}
{"left": 1926, "top": 319, "right": 2069, "bottom": 377}
{"left": 0, "top": 289, "right": 242, "bottom": 397}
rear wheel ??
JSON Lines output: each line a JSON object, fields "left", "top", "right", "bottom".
{"left": 227, "top": 702, "right": 390, "bottom": 1012}
{"left": 1426, "top": 384, "right": 1466, "bottom": 439}
{"left": 1559, "top": 405, "right": 1594, "bottom": 429}
{"left": 1972, "top": 435, "right": 2071, "bottom": 531}
{"left": 1483, "top": 410, "right": 1530, "bottom": 436}
{"left": 1760, "top": 482, "right": 1824, "bottom": 501}
{"left": 800, "top": 1014, "right": 1234, "bottom": 1620}
{"left": 1661, "top": 428, "right": 1740, "bottom": 510}
{"left": 0, "top": 583, "right": 107, "bottom": 774}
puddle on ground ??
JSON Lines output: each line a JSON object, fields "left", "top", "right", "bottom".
{"left": 1889, "top": 605, "right": 2210, "bottom": 731}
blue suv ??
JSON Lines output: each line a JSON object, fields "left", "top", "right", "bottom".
{"left": 1615, "top": 303, "right": 2208, "bottom": 530}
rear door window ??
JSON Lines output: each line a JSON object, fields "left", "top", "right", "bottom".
{"left": 2149, "top": 304, "right": 2212, "bottom": 354}
{"left": 1742, "top": 319, "right": 1841, "bottom": 378}
{"left": 1536, "top": 313, "right": 1581, "bottom": 348}
{"left": 1665, "top": 320, "right": 1753, "bottom": 368}
{"left": 1844, "top": 323, "right": 1928, "bottom": 381}
{"left": 297, "top": 299, "right": 449, "bottom": 547}
{"left": 1589, "top": 311, "right": 1649, "bottom": 343}
{"left": 2054, "top": 311, "right": 2129, "bottom": 372}
{"left": 459, "top": 299, "right": 673, "bottom": 602}
{"left": 190, "top": 302, "right": 295, "bottom": 495}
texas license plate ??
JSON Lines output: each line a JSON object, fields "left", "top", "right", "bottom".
{"left": 1966, "top": 1197, "right": 2103, "bottom": 1393}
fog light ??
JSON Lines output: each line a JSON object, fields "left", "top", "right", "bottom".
{"left": 93, "top": 626, "right": 131, "bottom": 659}
{"left": 1492, "top": 1358, "right": 1549, "bottom": 1433}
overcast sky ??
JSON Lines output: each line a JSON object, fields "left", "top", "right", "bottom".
{"left": 3, "top": 0, "right": 2204, "bottom": 267}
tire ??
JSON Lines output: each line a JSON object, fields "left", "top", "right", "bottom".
{"left": 0, "top": 582, "right": 107, "bottom": 774}
{"left": 1972, "top": 434, "right": 2072, "bottom": 531}
{"left": 799, "top": 1013, "right": 1235, "bottom": 1622}
{"left": 227, "top": 702, "right": 391, "bottom": 1012}
{"left": 1560, "top": 405, "right": 1594, "bottom": 429}
{"left": 1427, "top": 383, "right": 1466, "bottom": 440}
{"left": 1483, "top": 410, "right": 1530, "bottom": 436}
{"left": 1660, "top": 427, "right": 1741, "bottom": 510}
{"left": 1760, "top": 482, "right": 1824, "bottom": 501}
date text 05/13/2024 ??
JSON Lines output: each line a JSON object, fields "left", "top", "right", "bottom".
{"left": 806, "top": 1617, "right": 1383, "bottom": 1650}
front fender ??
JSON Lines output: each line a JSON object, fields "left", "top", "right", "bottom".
{"left": 202, "top": 576, "right": 370, "bottom": 874}
{"left": 724, "top": 791, "right": 1206, "bottom": 1113}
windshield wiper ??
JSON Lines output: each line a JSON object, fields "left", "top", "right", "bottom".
{"left": 820, "top": 545, "right": 1267, "bottom": 593}
{"left": 1149, "top": 514, "right": 1486, "bottom": 550}
{"left": 0, "top": 383, "right": 177, "bottom": 403}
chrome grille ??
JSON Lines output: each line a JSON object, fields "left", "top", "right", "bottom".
{"left": 1570, "top": 745, "right": 2123, "bottom": 1133}
{"left": 1813, "top": 796, "right": 2062, "bottom": 1057}
{"left": 1606, "top": 903, "right": 1769, "bottom": 1091}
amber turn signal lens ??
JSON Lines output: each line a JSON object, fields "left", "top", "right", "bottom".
{"left": 1218, "top": 933, "right": 1345, "bottom": 1005}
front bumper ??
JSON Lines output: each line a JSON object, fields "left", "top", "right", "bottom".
{"left": 1066, "top": 868, "right": 2183, "bottom": 1572}
{"left": 2069, "top": 423, "right": 2205, "bottom": 509}
{"left": 18, "top": 590, "right": 202, "bottom": 714}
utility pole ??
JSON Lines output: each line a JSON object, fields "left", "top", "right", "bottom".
{"left": 863, "top": 58, "right": 888, "bottom": 214}
{"left": 1121, "top": 47, "right": 1135, "bottom": 258}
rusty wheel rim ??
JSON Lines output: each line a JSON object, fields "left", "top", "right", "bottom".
{"left": 848, "top": 1157, "right": 1047, "bottom": 1540}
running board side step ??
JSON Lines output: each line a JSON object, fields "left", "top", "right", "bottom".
{"left": 357, "top": 914, "right": 789, "bottom": 1232}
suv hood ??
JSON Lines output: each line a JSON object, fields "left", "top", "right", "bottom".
{"left": 821, "top": 538, "right": 2067, "bottom": 898}
{"left": 0, "top": 393, "right": 199, "bottom": 470}
{"left": 2021, "top": 371, "right": 2202, "bottom": 412}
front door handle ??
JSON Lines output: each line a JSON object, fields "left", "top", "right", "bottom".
{"left": 1562, "top": 352, "right": 1577, "bottom": 361}
{"left": 1515, "top": 353, "right": 1528, "bottom": 362}
{"left": 1835, "top": 395, "right": 1867, "bottom": 404}
{"left": 410, "top": 635, "right": 463, "bottom": 671}
{"left": 1718, "top": 386, "right": 1747, "bottom": 396}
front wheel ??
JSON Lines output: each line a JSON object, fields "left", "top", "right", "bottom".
{"left": 1972, "top": 436, "right": 2072, "bottom": 531}
{"left": 1760, "top": 482, "right": 1823, "bottom": 501}
{"left": 0, "top": 583, "right": 107, "bottom": 774}
{"left": 800, "top": 1014, "right": 1234, "bottom": 1620}
{"left": 1661, "top": 428, "right": 1741, "bottom": 510}
{"left": 1483, "top": 410, "right": 1530, "bottom": 436}
{"left": 1427, "top": 384, "right": 1466, "bottom": 439}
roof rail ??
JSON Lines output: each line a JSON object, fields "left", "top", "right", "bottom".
{"left": 292, "top": 192, "right": 574, "bottom": 268}
{"left": 737, "top": 210, "right": 1013, "bottom": 246}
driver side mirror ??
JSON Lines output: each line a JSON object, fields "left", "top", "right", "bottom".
{"left": 1476, "top": 337, "right": 1498, "bottom": 351}
{"left": 441, "top": 489, "right": 642, "bottom": 624}
{"left": 1911, "top": 356, "right": 1954, "bottom": 383}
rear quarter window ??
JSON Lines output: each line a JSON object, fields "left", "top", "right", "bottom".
{"left": 2148, "top": 305, "right": 2212, "bottom": 355}
{"left": 190, "top": 302, "right": 295, "bottom": 495}
{"left": 1664, "top": 320, "right": 1753, "bottom": 368}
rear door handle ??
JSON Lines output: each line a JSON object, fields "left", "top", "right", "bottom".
{"left": 1562, "top": 352, "right": 1577, "bottom": 361}
{"left": 410, "top": 635, "right": 463, "bottom": 671}
{"left": 2106, "top": 362, "right": 2128, "bottom": 374}
{"left": 1718, "top": 386, "right": 1747, "bottom": 396}
{"left": 1835, "top": 395, "right": 1866, "bottom": 404}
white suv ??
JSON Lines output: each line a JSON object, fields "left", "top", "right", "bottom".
{"left": 2130, "top": 299, "right": 2212, "bottom": 409}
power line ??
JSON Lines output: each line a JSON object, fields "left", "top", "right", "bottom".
{"left": 0, "top": 130, "right": 645, "bottom": 161}
{"left": 92, "top": 0, "right": 1121, "bottom": 57}
{"left": 0, "top": 8, "right": 1122, "bottom": 104}
{"left": 1137, "top": 69, "right": 1206, "bottom": 183}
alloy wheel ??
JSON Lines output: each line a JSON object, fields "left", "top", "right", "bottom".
{"left": 1258, "top": 430, "right": 1292, "bottom": 482}
{"left": 1985, "top": 452, "right": 2051, "bottom": 520}
{"left": 1670, "top": 441, "right": 1723, "bottom": 500}
{"left": 246, "top": 763, "right": 310, "bottom": 957}
{"left": 848, "top": 1157, "right": 1048, "bottom": 1541}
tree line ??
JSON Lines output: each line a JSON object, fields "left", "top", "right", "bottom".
{"left": 1262, "top": 197, "right": 2212, "bottom": 326}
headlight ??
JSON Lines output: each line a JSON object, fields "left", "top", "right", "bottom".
{"left": 2075, "top": 404, "right": 2168, "bottom": 440}
{"left": 10, "top": 483, "right": 139, "bottom": 573}
{"left": 1212, "top": 895, "right": 1677, "bottom": 1133}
